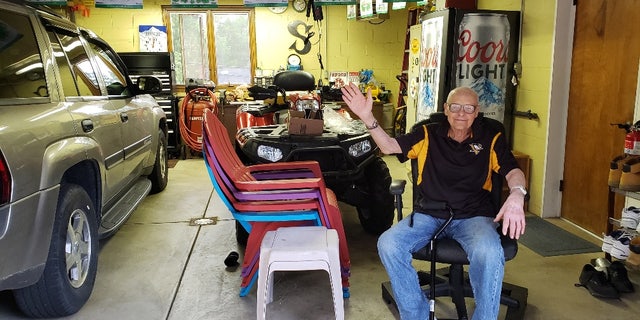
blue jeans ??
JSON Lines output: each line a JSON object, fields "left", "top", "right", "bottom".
{"left": 378, "top": 213, "right": 504, "bottom": 320}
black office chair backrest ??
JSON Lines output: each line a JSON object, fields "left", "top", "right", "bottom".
{"left": 272, "top": 71, "right": 315, "bottom": 91}
{"left": 410, "top": 112, "right": 506, "bottom": 211}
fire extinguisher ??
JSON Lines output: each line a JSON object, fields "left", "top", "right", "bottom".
{"left": 624, "top": 122, "right": 640, "bottom": 155}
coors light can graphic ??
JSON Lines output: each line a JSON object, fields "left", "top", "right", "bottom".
{"left": 456, "top": 13, "right": 510, "bottom": 123}
{"left": 417, "top": 16, "right": 444, "bottom": 122}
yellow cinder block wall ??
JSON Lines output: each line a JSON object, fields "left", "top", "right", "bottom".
{"left": 73, "top": 1, "right": 165, "bottom": 52}
{"left": 252, "top": 5, "right": 409, "bottom": 97}
{"left": 73, "top": 1, "right": 410, "bottom": 99}
{"left": 478, "top": 0, "right": 554, "bottom": 216}
{"left": 74, "top": 0, "right": 556, "bottom": 217}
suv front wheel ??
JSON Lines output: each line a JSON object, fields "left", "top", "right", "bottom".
{"left": 13, "top": 184, "right": 98, "bottom": 318}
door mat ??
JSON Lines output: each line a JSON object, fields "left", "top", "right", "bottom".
{"left": 519, "top": 215, "right": 601, "bottom": 257}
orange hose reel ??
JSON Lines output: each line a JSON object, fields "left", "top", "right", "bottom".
{"left": 180, "top": 88, "right": 218, "bottom": 153}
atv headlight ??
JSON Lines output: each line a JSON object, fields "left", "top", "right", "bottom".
{"left": 348, "top": 140, "right": 372, "bottom": 157}
{"left": 257, "top": 145, "right": 283, "bottom": 162}
{"left": 295, "top": 99, "right": 320, "bottom": 111}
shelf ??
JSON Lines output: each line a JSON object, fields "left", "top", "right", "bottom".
{"left": 606, "top": 187, "right": 640, "bottom": 262}
{"left": 609, "top": 187, "right": 640, "bottom": 201}
{"left": 606, "top": 173, "right": 640, "bottom": 261}
{"left": 608, "top": 217, "right": 639, "bottom": 236}
{"left": 357, "top": 13, "right": 390, "bottom": 21}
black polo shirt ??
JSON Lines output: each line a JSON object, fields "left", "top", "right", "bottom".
{"left": 395, "top": 116, "right": 519, "bottom": 219}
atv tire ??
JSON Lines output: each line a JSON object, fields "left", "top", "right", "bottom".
{"left": 356, "top": 157, "right": 395, "bottom": 235}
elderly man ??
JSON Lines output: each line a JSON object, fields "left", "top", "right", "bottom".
{"left": 341, "top": 83, "right": 527, "bottom": 320}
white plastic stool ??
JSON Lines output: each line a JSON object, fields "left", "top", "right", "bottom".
{"left": 256, "top": 226, "right": 344, "bottom": 320}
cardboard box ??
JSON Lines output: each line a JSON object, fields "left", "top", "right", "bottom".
{"left": 288, "top": 110, "right": 324, "bottom": 136}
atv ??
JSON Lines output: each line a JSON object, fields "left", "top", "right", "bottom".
{"left": 233, "top": 71, "right": 394, "bottom": 244}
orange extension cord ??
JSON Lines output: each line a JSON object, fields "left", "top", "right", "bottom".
{"left": 179, "top": 88, "right": 218, "bottom": 153}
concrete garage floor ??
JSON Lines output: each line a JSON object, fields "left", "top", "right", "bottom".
{"left": 1, "top": 156, "right": 639, "bottom": 320}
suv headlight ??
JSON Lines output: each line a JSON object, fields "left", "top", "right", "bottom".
{"left": 348, "top": 140, "right": 372, "bottom": 157}
{"left": 295, "top": 99, "right": 320, "bottom": 111}
{"left": 257, "top": 145, "right": 283, "bottom": 162}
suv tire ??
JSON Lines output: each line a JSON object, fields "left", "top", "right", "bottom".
{"left": 149, "top": 129, "right": 169, "bottom": 194}
{"left": 356, "top": 157, "right": 394, "bottom": 235}
{"left": 14, "top": 184, "right": 98, "bottom": 317}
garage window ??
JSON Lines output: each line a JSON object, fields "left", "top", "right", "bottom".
{"left": 164, "top": 6, "right": 256, "bottom": 87}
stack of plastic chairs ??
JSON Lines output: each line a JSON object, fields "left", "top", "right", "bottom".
{"left": 201, "top": 108, "right": 351, "bottom": 297}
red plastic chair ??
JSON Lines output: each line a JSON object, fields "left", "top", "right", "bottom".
{"left": 204, "top": 107, "right": 322, "bottom": 180}
{"left": 202, "top": 109, "right": 351, "bottom": 297}
{"left": 202, "top": 108, "right": 344, "bottom": 232}
{"left": 203, "top": 138, "right": 349, "bottom": 296}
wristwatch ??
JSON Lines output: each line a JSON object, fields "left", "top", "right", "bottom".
{"left": 510, "top": 185, "right": 530, "bottom": 201}
{"left": 365, "top": 120, "right": 379, "bottom": 130}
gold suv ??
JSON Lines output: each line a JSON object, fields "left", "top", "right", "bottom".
{"left": 0, "top": 1, "right": 169, "bottom": 317}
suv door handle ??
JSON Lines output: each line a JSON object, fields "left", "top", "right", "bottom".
{"left": 120, "top": 112, "right": 128, "bottom": 122}
{"left": 81, "top": 119, "right": 94, "bottom": 133}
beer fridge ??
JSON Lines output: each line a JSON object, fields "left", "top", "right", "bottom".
{"left": 413, "top": 8, "right": 520, "bottom": 141}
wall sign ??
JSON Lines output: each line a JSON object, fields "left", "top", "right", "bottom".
{"left": 243, "top": 0, "right": 288, "bottom": 7}
{"left": 287, "top": 20, "right": 313, "bottom": 55}
{"left": 26, "top": 0, "right": 66, "bottom": 5}
{"left": 315, "top": 0, "right": 356, "bottom": 5}
{"left": 139, "top": 25, "right": 167, "bottom": 52}
{"left": 96, "top": 0, "right": 143, "bottom": 8}
{"left": 171, "top": 0, "right": 218, "bottom": 7}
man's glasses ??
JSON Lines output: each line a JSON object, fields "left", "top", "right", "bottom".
{"left": 446, "top": 103, "right": 477, "bottom": 114}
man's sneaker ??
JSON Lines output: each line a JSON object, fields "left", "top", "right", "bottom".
{"left": 603, "top": 229, "right": 628, "bottom": 254}
{"left": 621, "top": 206, "right": 640, "bottom": 229}
{"left": 608, "top": 261, "right": 635, "bottom": 293}
{"left": 578, "top": 264, "right": 619, "bottom": 299}
{"left": 611, "top": 233, "right": 633, "bottom": 260}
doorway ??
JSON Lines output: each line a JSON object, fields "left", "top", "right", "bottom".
{"left": 561, "top": 0, "right": 640, "bottom": 235}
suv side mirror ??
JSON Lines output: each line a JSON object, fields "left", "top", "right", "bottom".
{"left": 136, "top": 76, "right": 163, "bottom": 94}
